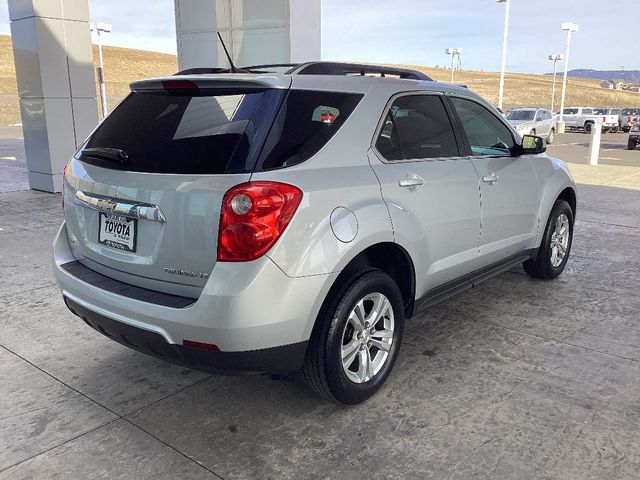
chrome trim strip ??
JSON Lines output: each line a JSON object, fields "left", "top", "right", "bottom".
{"left": 74, "top": 190, "right": 167, "bottom": 223}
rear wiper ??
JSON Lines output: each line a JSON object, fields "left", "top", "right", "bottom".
{"left": 81, "top": 147, "right": 132, "bottom": 165}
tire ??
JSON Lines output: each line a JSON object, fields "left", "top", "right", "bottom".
{"left": 523, "top": 200, "right": 574, "bottom": 280}
{"left": 629, "top": 140, "right": 637, "bottom": 151}
{"left": 547, "top": 128, "right": 555, "bottom": 144}
{"left": 584, "top": 122, "right": 593, "bottom": 134}
{"left": 611, "top": 126, "right": 618, "bottom": 134}
{"left": 529, "top": 129, "right": 536, "bottom": 136}
{"left": 302, "top": 269, "right": 405, "bottom": 404}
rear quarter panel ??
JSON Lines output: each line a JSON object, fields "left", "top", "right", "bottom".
{"left": 251, "top": 80, "right": 400, "bottom": 278}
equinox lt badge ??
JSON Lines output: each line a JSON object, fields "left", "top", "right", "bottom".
{"left": 163, "top": 267, "right": 209, "bottom": 280}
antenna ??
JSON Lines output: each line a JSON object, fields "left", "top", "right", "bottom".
{"left": 217, "top": 32, "right": 242, "bottom": 73}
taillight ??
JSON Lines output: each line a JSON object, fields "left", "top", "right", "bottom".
{"left": 217, "top": 181, "right": 303, "bottom": 262}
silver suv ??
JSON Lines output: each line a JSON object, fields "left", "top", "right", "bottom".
{"left": 53, "top": 62, "right": 577, "bottom": 404}
{"left": 505, "top": 107, "right": 557, "bottom": 144}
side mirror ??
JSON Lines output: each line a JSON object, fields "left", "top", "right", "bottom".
{"left": 521, "top": 135, "right": 546, "bottom": 155}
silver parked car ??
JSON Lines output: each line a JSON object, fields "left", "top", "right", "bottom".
{"left": 53, "top": 62, "right": 577, "bottom": 404}
{"left": 506, "top": 107, "right": 557, "bottom": 143}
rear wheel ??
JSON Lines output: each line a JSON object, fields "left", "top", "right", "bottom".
{"left": 302, "top": 270, "right": 404, "bottom": 404}
{"left": 611, "top": 126, "right": 618, "bottom": 133}
{"left": 529, "top": 129, "right": 536, "bottom": 136}
{"left": 523, "top": 200, "right": 573, "bottom": 279}
{"left": 629, "top": 139, "right": 637, "bottom": 151}
{"left": 584, "top": 122, "right": 593, "bottom": 134}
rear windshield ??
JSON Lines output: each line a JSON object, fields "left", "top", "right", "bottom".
{"left": 81, "top": 91, "right": 275, "bottom": 174}
{"left": 80, "top": 88, "right": 362, "bottom": 174}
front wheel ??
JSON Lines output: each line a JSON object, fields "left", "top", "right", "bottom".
{"left": 629, "top": 140, "right": 637, "bottom": 151}
{"left": 611, "top": 126, "right": 618, "bottom": 134}
{"left": 547, "top": 128, "right": 555, "bottom": 144}
{"left": 584, "top": 122, "right": 593, "bottom": 134}
{"left": 302, "top": 270, "right": 404, "bottom": 404}
{"left": 523, "top": 200, "right": 574, "bottom": 279}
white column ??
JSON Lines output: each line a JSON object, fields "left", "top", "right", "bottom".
{"left": 174, "top": 0, "right": 321, "bottom": 70}
{"left": 9, "top": 0, "right": 99, "bottom": 193}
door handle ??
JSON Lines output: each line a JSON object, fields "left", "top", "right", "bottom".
{"left": 398, "top": 174, "right": 425, "bottom": 190}
{"left": 482, "top": 173, "right": 499, "bottom": 185}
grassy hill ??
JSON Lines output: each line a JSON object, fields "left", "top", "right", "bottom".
{"left": 0, "top": 34, "right": 177, "bottom": 125}
{"left": 1, "top": 33, "right": 639, "bottom": 126}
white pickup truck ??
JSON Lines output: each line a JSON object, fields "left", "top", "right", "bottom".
{"left": 558, "top": 107, "right": 618, "bottom": 133}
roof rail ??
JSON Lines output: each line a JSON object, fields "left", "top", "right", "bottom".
{"left": 287, "top": 62, "right": 433, "bottom": 81}
{"left": 173, "top": 61, "right": 433, "bottom": 81}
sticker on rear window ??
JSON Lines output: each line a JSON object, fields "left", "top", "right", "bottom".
{"left": 312, "top": 106, "right": 340, "bottom": 125}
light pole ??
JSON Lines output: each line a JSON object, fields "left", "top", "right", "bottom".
{"left": 548, "top": 54, "right": 564, "bottom": 112}
{"left": 91, "top": 22, "right": 112, "bottom": 118}
{"left": 558, "top": 22, "right": 578, "bottom": 132}
{"left": 445, "top": 48, "right": 463, "bottom": 84}
{"left": 496, "top": 0, "right": 511, "bottom": 111}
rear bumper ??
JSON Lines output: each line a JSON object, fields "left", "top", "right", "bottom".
{"left": 53, "top": 223, "right": 337, "bottom": 371}
{"left": 64, "top": 297, "right": 307, "bottom": 373}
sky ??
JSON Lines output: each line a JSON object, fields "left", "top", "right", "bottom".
{"left": 0, "top": 0, "right": 635, "bottom": 74}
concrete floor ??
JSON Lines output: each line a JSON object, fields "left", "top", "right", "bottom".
{"left": 1, "top": 134, "right": 640, "bottom": 479}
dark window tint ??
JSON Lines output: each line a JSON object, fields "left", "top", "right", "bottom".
{"left": 376, "top": 113, "right": 403, "bottom": 160}
{"left": 375, "top": 95, "right": 459, "bottom": 160}
{"left": 506, "top": 110, "right": 535, "bottom": 121}
{"left": 258, "top": 90, "right": 363, "bottom": 170}
{"left": 582, "top": 108, "right": 593, "bottom": 115}
{"left": 82, "top": 91, "right": 270, "bottom": 174}
{"left": 563, "top": 108, "right": 578, "bottom": 115}
{"left": 451, "top": 97, "right": 515, "bottom": 156}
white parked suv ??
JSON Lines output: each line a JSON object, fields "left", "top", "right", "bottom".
{"left": 506, "top": 107, "right": 557, "bottom": 143}
{"left": 53, "top": 62, "right": 577, "bottom": 404}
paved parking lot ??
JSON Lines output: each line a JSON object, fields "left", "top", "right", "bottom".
{"left": 547, "top": 131, "right": 640, "bottom": 167}
{"left": 1, "top": 133, "right": 639, "bottom": 479}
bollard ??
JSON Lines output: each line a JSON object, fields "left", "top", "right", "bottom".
{"left": 557, "top": 120, "right": 566, "bottom": 134}
{"left": 588, "top": 121, "right": 602, "bottom": 166}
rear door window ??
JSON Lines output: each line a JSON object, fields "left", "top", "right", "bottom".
{"left": 257, "top": 90, "right": 363, "bottom": 170}
{"left": 81, "top": 91, "right": 276, "bottom": 174}
{"left": 375, "top": 95, "right": 459, "bottom": 160}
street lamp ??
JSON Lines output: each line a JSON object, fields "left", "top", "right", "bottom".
{"left": 548, "top": 54, "right": 564, "bottom": 112}
{"left": 91, "top": 22, "right": 112, "bottom": 118}
{"left": 445, "top": 48, "right": 463, "bottom": 84}
{"left": 496, "top": 0, "right": 511, "bottom": 111}
{"left": 558, "top": 22, "right": 578, "bottom": 132}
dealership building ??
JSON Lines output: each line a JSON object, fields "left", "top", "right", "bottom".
{"left": 8, "top": 0, "right": 321, "bottom": 192}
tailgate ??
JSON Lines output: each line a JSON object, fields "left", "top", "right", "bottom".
{"left": 63, "top": 79, "right": 288, "bottom": 296}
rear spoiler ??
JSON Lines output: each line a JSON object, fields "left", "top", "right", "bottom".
{"left": 130, "top": 75, "right": 291, "bottom": 94}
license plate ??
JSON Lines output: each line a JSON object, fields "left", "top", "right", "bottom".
{"left": 98, "top": 213, "right": 137, "bottom": 252}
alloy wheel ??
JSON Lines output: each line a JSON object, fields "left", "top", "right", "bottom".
{"left": 550, "top": 213, "right": 570, "bottom": 267}
{"left": 340, "top": 292, "right": 395, "bottom": 384}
